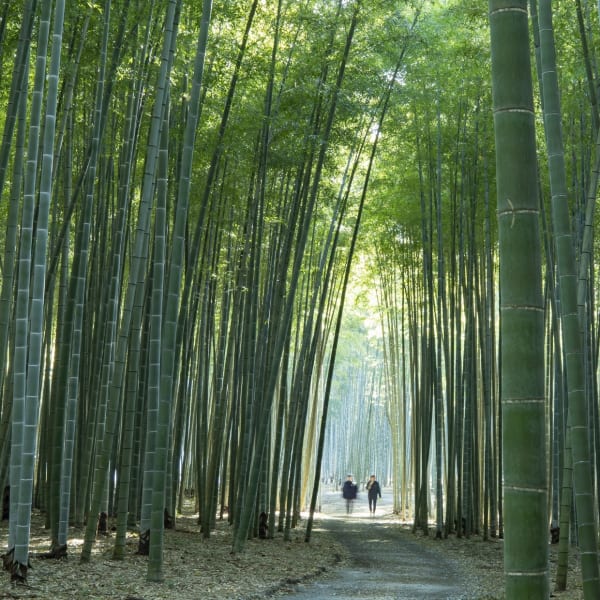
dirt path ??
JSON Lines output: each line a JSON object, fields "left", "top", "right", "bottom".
{"left": 278, "top": 488, "right": 471, "bottom": 600}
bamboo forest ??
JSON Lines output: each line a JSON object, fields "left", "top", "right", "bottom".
{"left": 2, "top": 0, "right": 600, "bottom": 597}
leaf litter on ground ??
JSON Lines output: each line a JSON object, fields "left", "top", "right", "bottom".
{"left": 0, "top": 499, "right": 585, "bottom": 600}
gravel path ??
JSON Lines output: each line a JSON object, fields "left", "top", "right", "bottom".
{"left": 279, "top": 489, "right": 473, "bottom": 600}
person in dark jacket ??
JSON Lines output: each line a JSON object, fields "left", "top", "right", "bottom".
{"left": 366, "top": 474, "right": 382, "bottom": 515}
{"left": 342, "top": 475, "right": 358, "bottom": 514}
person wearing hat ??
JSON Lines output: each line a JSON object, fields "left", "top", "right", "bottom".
{"left": 342, "top": 475, "right": 358, "bottom": 514}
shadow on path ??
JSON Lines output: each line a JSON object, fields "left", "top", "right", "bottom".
{"left": 280, "top": 489, "right": 470, "bottom": 600}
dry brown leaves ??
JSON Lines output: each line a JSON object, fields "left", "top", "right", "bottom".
{"left": 0, "top": 510, "right": 347, "bottom": 600}
{"left": 0, "top": 506, "right": 586, "bottom": 600}
{"left": 410, "top": 526, "right": 584, "bottom": 599}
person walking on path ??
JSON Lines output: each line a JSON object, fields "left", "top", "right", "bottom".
{"left": 342, "top": 475, "right": 358, "bottom": 514}
{"left": 366, "top": 474, "right": 382, "bottom": 515}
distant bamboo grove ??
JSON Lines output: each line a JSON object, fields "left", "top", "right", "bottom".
{"left": 0, "top": 1, "right": 599, "bottom": 597}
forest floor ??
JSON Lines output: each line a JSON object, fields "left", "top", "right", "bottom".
{"left": 0, "top": 488, "right": 584, "bottom": 599}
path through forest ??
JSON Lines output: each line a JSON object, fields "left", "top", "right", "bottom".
{"left": 277, "top": 487, "right": 475, "bottom": 600}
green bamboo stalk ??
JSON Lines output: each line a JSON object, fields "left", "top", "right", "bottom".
{"left": 489, "top": 1, "right": 548, "bottom": 596}
{"left": 0, "top": 0, "right": 36, "bottom": 206}
{"left": 80, "top": 0, "right": 180, "bottom": 563}
{"left": 147, "top": 99, "right": 169, "bottom": 583}
{"left": 112, "top": 47, "right": 150, "bottom": 559}
{"left": 537, "top": 1, "right": 600, "bottom": 595}
{"left": 7, "top": 0, "right": 64, "bottom": 580}
{"left": 233, "top": 0, "right": 361, "bottom": 554}
{"left": 49, "top": 0, "right": 112, "bottom": 555}
{"left": 0, "top": 55, "right": 28, "bottom": 493}
{"left": 164, "top": 0, "right": 213, "bottom": 533}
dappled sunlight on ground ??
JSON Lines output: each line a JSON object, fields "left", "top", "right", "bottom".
{"left": 0, "top": 504, "right": 346, "bottom": 600}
